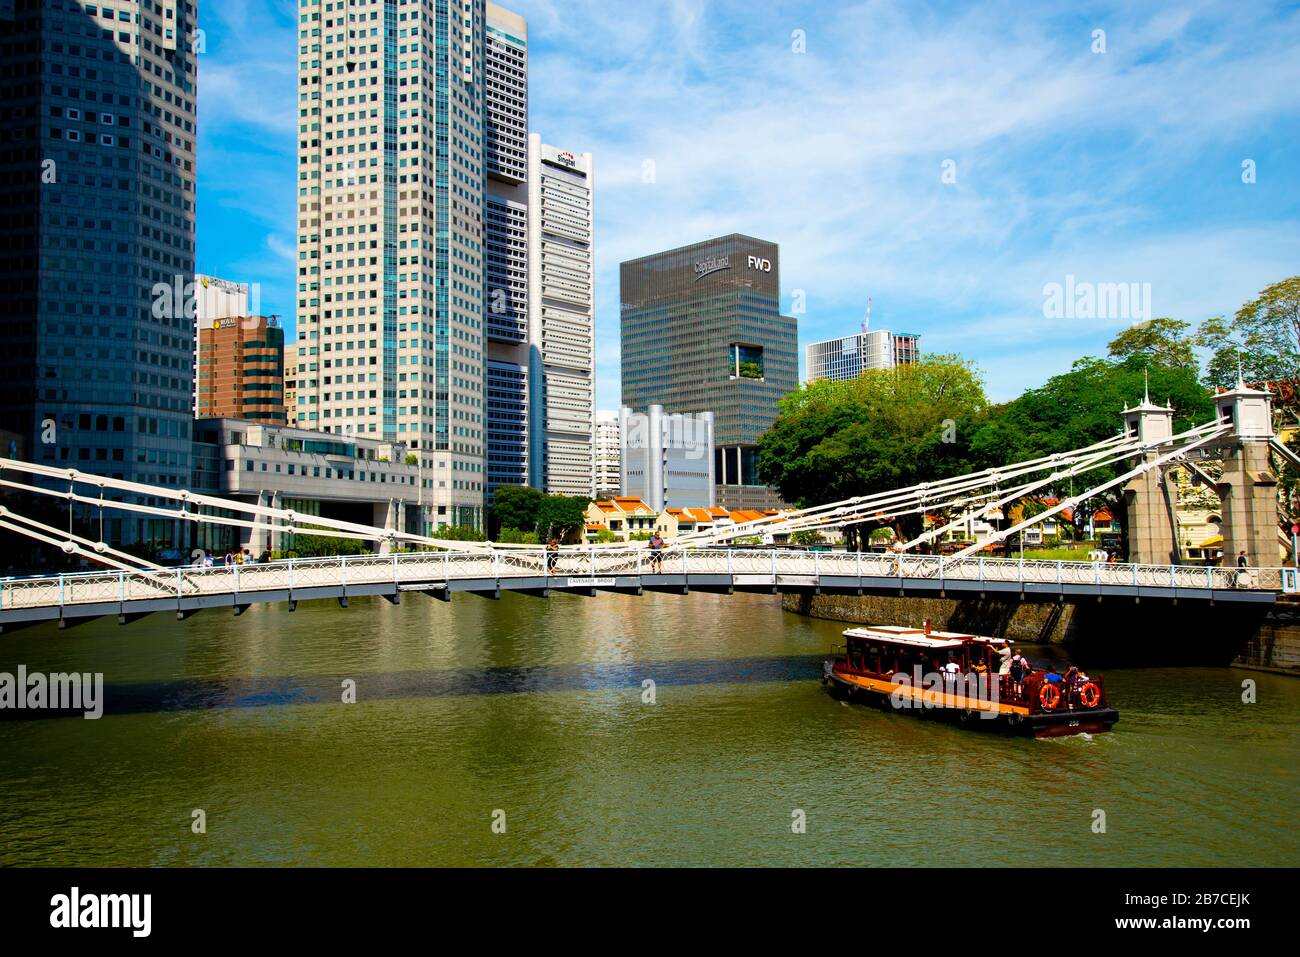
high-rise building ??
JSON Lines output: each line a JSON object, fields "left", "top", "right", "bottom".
{"left": 527, "top": 137, "right": 594, "bottom": 496}
{"left": 483, "top": 2, "right": 530, "bottom": 500}
{"left": 620, "top": 234, "right": 797, "bottom": 510}
{"left": 481, "top": 4, "right": 595, "bottom": 501}
{"left": 295, "top": 0, "right": 492, "bottom": 533}
{"left": 195, "top": 316, "right": 287, "bottom": 424}
{"left": 0, "top": 1, "right": 200, "bottom": 547}
{"left": 805, "top": 329, "right": 921, "bottom": 383}
{"left": 593, "top": 410, "right": 621, "bottom": 499}
{"left": 619, "top": 405, "right": 714, "bottom": 512}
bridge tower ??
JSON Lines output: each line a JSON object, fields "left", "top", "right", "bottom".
{"left": 1122, "top": 390, "right": 1180, "bottom": 565}
{"left": 1214, "top": 377, "right": 1278, "bottom": 567}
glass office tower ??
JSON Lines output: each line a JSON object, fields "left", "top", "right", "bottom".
{"left": 0, "top": 0, "right": 200, "bottom": 547}
{"left": 620, "top": 234, "right": 796, "bottom": 510}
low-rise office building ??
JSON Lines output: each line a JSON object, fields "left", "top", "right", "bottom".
{"left": 192, "top": 418, "right": 422, "bottom": 555}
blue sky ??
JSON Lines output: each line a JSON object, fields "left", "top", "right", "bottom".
{"left": 196, "top": 0, "right": 1300, "bottom": 407}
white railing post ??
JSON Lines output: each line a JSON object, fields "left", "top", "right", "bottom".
{"left": 288, "top": 558, "right": 294, "bottom": 592}
{"left": 120, "top": 570, "right": 126, "bottom": 602}
{"left": 856, "top": 549, "right": 862, "bottom": 578}
{"left": 445, "top": 551, "right": 450, "bottom": 582}
{"left": 393, "top": 553, "right": 399, "bottom": 587}
{"left": 231, "top": 564, "right": 238, "bottom": 596}
{"left": 494, "top": 550, "right": 501, "bottom": 580}
{"left": 1171, "top": 563, "right": 1176, "bottom": 588}
{"left": 727, "top": 549, "right": 734, "bottom": 575}
{"left": 1057, "top": 561, "right": 1062, "bottom": 585}
{"left": 1207, "top": 566, "right": 1213, "bottom": 589}
{"left": 340, "top": 554, "right": 346, "bottom": 587}
{"left": 771, "top": 549, "right": 777, "bottom": 577}
{"left": 58, "top": 574, "right": 65, "bottom": 607}
{"left": 978, "top": 557, "right": 985, "bottom": 586}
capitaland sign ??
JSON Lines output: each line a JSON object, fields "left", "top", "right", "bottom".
{"left": 694, "top": 255, "right": 731, "bottom": 281}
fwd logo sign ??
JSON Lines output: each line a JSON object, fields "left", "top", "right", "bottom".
{"left": 747, "top": 255, "right": 773, "bottom": 273}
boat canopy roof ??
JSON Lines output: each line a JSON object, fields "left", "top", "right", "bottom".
{"left": 842, "top": 625, "right": 1010, "bottom": 651}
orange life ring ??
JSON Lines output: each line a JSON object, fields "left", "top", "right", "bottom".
{"left": 1039, "top": 683, "right": 1060, "bottom": 711}
{"left": 1079, "top": 682, "right": 1101, "bottom": 708}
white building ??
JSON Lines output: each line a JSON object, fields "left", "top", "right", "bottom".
{"left": 619, "top": 405, "right": 715, "bottom": 512}
{"left": 528, "top": 137, "right": 595, "bottom": 496}
{"left": 806, "top": 329, "right": 921, "bottom": 383}
{"left": 294, "top": 0, "right": 495, "bottom": 532}
{"left": 593, "top": 410, "right": 621, "bottom": 499}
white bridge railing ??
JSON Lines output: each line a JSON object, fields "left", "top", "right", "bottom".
{"left": 0, "top": 549, "right": 1284, "bottom": 614}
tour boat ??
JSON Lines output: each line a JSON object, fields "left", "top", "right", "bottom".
{"left": 823, "top": 624, "right": 1119, "bottom": 738}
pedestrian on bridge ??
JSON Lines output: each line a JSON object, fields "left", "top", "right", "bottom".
{"left": 546, "top": 538, "right": 560, "bottom": 575}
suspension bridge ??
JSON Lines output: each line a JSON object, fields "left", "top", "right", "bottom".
{"left": 0, "top": 378, "right": 1292, "bottom": 632}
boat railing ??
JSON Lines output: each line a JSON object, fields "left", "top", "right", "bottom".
{"left": 1007, "top": 672, "right": 1108, "bottom": 713}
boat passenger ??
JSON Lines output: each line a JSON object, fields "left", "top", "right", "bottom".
{"left": 1009, "top": 650, "right": 1027, "bottom": 698}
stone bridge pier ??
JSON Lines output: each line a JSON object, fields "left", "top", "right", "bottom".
{"left": 1124, "top": 378, "right": 1278, "bottom": 567}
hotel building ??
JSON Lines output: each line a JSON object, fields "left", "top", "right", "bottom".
{"left": 620, "top": 234, "right": 796, "bottom": 510}
{"left": 195, "top": 315, "right": 287, "bottom": 424}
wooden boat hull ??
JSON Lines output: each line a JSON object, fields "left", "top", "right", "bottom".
{"left": 823, "top": 667, "right": 1118, "bottom": 738}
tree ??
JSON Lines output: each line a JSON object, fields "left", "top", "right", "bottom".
{"left": 757, "top": 354, "right": 990, "bottom": 536}
{"left": 491, "top": 484, "right": 543, "bottom": 534}
{"left": 535, "top": 494, "right": 590, "bottom": 542}
{"left": 1197, "top": 276, "right": 1300, "bottom": 388}
{"left": 969, "top": 354, "right": 1214, "bottom": 546}
{"left": 1107, "top": 318, "right": 1195, "bottom": 370}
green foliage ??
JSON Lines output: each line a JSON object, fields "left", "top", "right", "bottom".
{"left": 628, "top": 531, "right": 653, "bottom": 542}
{"left": 497, "top": 527, "right": 540, "bottom": 545}
{"left": 757, "top": 354, "right": 990, "bottom": 523}
{"left": 593, "top": 528, "right": 618, "bottom": 544}
{"left": 1107, "top": 318, "right": 1196, "bottom": 370}
{"left": 738, "top": 361, "right": 764, "bottom": 379}
{"left": 404, "top": 453, "right": 419, "bottom": 466}
{"left": 790, "top": 529, "right": 825, "bottom": 546}
{"left": 491, "top": 484, "right": 543, "bottom": 534}
{"left": 536, "top": 494, "right": 591, "bottom": 542}
{"left": 435, "top": 524, "right": 486, "bottom": 542}
{"left": 287, "top": 534, "right": 370, "bottom": 557}
{"left": 1197, "top": 276, "right": 1300, "bottom": 388}
{"left": 969, "top": 354, "right": 1213, "bottom": 540}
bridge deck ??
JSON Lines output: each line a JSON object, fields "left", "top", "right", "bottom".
{"left": 0, "top": 550, "right": 1281, "bottom": 631}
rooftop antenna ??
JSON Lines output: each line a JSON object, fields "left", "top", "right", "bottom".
{"left": 862, "top": 297, "right": 872, "bottom": 336}
{"left": 1143, "top": 366, "right": 1151, "bottom": 405}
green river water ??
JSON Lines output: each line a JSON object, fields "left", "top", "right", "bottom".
{"left": 0, "top": 592, "right": 1296, "bottom": 866}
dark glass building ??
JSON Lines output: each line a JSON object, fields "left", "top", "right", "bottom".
{"left": 620, "top": 234, "right": 797, "bottom": 509}
{"left": 0, "top": 0, "right": 199, "bottom": 547}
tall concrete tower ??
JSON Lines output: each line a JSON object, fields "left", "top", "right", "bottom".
{"left": 295, "top": 0, "right": 491, "bottom": 532}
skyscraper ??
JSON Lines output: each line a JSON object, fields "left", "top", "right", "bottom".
{"left": 526, "top": 136, "right": 594, "bottom": 496}
{"left": 482, "top": 4, "right": 595, "bottom": 500}
{"left": 620, "top": 234, "right": 797, "bottom": 510}
{"left": 295, "top": 0, "right": 491, "bottom": 532}
{"left": 592, "top": 409, "right": 621, "bottom": 499}
{"left": 805, "top": 329, "right": 922, "bottom": 383}
{"left": 0, "top": 0, "right": 200, "bottom": 547}
{"left": 483, "top": 1, "right": 530, "bottom": 499}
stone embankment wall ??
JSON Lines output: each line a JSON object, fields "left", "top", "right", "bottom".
{"left": 782, "top": 592, "right": 1299, "bottom": 674}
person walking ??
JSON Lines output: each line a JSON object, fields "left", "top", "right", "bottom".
{"left": 546, "top": 537, "right": 560, "bottom": 575}
{"left": 649, "top": 531, "right": 665, "bottom": 574}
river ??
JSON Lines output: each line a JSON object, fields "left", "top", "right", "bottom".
{"left": 1, "top": 592, "right": 1296, "bottom": 866}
